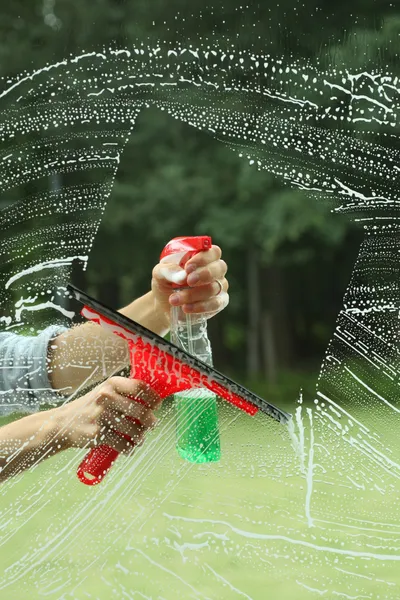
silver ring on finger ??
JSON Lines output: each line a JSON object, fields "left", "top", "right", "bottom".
{"left": 215, "top": 279, "right": 224, "bottom": 296}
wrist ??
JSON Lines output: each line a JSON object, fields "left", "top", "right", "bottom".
{"left": 149, "top": 290, "right": 171, "bottom": 333}
{"left": 50, "top": 405, "right": 73, "bottom": 451}
{"left": 120, "top": 291, "right": 170, "bottom": 337}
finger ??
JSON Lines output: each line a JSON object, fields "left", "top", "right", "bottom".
{"left": 113, "top": 416, "right": 156, "bottom": 441}
{"left": 104, "top": 403, "right": 158, "bottom": 432}
{"left": 185, "top": 245, "right": 222, "bottom": 272}
{"left": 186, "top": 259, "right": 228, "bottom": 288}
{"left": 110, "top": 393, "right": 160, "bottom": 420}
{"left": 103, "top": 377, "right": 162, "bottom": 410}
{"left": 169, "top": 278, "right": 228, "bottom": 307}
{"left": 100, "top": 428, "right": 142, "bottom": 455}
{"left": 152, "top": 262, "right": 187, "bottom": 287}
{"left": 182, "top": 290, "right": 230, "bottom": 315}
{"left": 71, "top": 423, "right": 99, "bottom": 449}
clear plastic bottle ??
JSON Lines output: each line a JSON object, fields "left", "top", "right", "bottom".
{"left": 160, "top": 236, "right": 221, "bottom": 463}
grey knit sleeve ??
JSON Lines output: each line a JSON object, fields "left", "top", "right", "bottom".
{"left": 0, "top": 325, "right": 68, "bottom": 415}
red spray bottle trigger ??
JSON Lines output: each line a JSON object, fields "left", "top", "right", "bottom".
{"left": 159, "top": 236, "right": 212, "bottom": 286}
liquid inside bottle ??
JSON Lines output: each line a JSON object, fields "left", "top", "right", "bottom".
{"left": 175, "top": 388, "right": 221, "bottom": 463}
{"left": 171, "top": 307, "right": 221, "bottom": 463}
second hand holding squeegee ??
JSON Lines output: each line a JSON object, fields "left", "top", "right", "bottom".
{"left": 67, "top": 258, "right": 291, "bottom": 487}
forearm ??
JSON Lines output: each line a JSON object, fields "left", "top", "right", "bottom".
{"left": 49, "top": 291, "right": 170, "bottom": 394}
{"left": 0, "top": 409, "right": 64, "bottom": 483}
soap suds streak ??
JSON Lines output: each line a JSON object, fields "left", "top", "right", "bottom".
{"left": 0, "top": 31, "right": 399, "bottom": 599}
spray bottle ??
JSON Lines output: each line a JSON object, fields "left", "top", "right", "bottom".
{"left": 160, "top": 236, "right": 221, "bottom": 463}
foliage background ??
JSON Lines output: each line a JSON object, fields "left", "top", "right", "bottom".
{"left": 1, "top": 0, "right": 397, "bottom": 393}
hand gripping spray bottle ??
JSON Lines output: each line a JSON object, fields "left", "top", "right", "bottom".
{"left": 160, "top": 236, "right": 221, "bottom": 463}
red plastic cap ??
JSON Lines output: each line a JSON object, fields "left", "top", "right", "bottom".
{"left": 160, "top": 236, "right": 212, "bottom": 261}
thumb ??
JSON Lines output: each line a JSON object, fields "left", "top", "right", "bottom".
{"left": 154, "top": 263, "right": 188, "bottom": 286}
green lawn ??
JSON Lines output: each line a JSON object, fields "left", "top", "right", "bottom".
{"left": 0, "top": 397, "right": 399, "bottom": 599}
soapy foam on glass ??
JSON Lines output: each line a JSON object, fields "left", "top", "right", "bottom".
{"left": 0, "top": 19, "right": 399, "bottom": 599}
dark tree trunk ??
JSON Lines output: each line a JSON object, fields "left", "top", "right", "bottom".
{"left": 247, "top": 247, "right": 261, "bottom": 378}
{"left": 260, "top": 264, "right": 293, "bottom": 377}
{"left": 261, "top": 310, "right": 277, "bottom": 384}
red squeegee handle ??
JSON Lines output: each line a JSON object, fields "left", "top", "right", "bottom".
{"left": 76, "top": 361, "right": 174, "bottom": 486}
{"left": 76, "top": 309, "right": 258, "bottom": 486}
